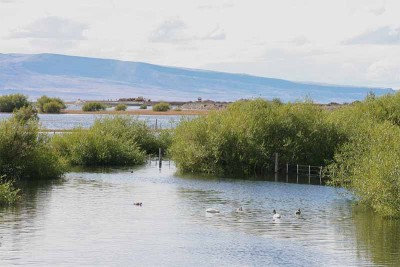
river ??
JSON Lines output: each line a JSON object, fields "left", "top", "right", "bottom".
{"left": 1, "top": 162, "right": 399, "bottom": 266}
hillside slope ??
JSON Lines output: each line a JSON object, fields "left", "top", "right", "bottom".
{"left": 0, "top": 53, "right": 393, "bottom": 102}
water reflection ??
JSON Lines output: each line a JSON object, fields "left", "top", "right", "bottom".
{"left": 352, "top": 205, "right": 400, "bottom": 266}
{"left": 0, "top": 164, "right": 399, "bottom": 266}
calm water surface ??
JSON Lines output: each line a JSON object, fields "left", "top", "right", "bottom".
{"left": 1, "top": 163, "right": 399, "bottom": 266}
{"left": 0, "top": 113, "right": 190, "bottom": 129}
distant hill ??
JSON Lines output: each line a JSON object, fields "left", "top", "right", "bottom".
{"left": 0, "top": 53, "right": 394, "bottom": 103}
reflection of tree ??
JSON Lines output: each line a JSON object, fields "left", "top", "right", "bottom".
{"left": 353, "top": 205, "right": 400, "bottom": 266}
{"left": 0, "top": 179, "right": 63, "bottom": 250}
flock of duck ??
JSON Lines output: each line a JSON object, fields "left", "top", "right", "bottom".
{"left": 206, "top": 207, "right": 302, "bottom": 219}
{"left": 134, "top": 202, "right": 301, "bottom": 219}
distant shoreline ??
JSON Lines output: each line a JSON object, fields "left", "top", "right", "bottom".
{"left": 60, "top": 109, "right": 209, "bottom": 115}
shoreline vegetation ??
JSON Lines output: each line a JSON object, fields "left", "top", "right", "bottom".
{"left": 1, "top": 93, "right": 400, "bottom": 218}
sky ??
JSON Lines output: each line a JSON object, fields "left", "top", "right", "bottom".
{"left": 0, "top": 0, "right": 399, "bottom": 88}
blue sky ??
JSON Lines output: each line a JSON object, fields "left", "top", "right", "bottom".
{"left": 0, "top": 0, "right": 399, "bottom": 88}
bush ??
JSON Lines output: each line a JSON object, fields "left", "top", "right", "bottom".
{"left": 115, "top": 104, "right": 127, "bottom": 111}
{"left": 43, "top": 101, "right": 64, "bottom": 113}
{"left": 170, "top": 99, "right": 344, "bottom": 176}
{"left": 13, "top": 105, "right": 39, "bottom": 123}
{"left": 0, "top": 113, "right": 66, "bottom": 180}
{"left": 52, "top": 116, "right": 162, "bottom": 166}
{"left": 152, "top": 102, "right": 171, "bottom": 112}
{"left": 36, "top": 95, "right": 66, "bottom": 113}
{"left": 0, "top": 176, "right": 20, "bottom": 205}
{"left": 325, "top": 91, "right": 400, "bottom": 218}
{"left": 139, "top": 104, "right": 148, "bottom": 109}
{"left": 82, "top": 102, "right": 107, "bottom": 112}
{"left": 0, "top": 94, "right": 30, "bottom": 112}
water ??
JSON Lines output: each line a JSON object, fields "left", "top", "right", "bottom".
{"left": 0, "top": 113, "right": 190, "bottom": 129}
{"left": 1, "top": 163, "right": 399, "bottom": 266}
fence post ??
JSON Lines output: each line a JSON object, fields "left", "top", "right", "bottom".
{"left": 159, "top": 148, "right": 162, "bottom": 168}
{"left": 296, "top": 164, "right": 299, "bottom": 175}
{"left": 155, "top": 119, "right": 158, "bottom": 130}
{"left": 320, "top": 166, "right": 322, "bottom": 184}
{"left": 274, "top": 153, "right": 279, "bottom": 173}
{"left": 286, "top": 163, "right": 289, "bottom": 174}
{"left": 308, "top": 165, "right": 311, "bottom": 176}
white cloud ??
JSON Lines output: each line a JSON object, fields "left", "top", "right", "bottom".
{"left": 10, "top": 16, "right": 87, "bottom": 40}
{"left": 148, "top": 18, "right": 187, "bottom": 43}
{"left": 345, "top": 26, "right": 400, "bottom": 45}
{"left": 148, "top": 18, "right": 226, "bottom": 43}
{"left": 347, "top": 0, "right": 386, "bottom": 15}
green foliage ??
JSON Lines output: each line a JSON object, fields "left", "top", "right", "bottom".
{"left": 82, "top": 102, "right": 107, "bottom": 112}
{"left": 43, "top": 101, "right": 64, "bottom": 113}
{"left": 36, "top": 95, "right": 66, "bottom": 113}
{"left": 0, "top": 94, "right": 30, "bottom": 112}
{"left": 13, "top": 105, "right": 39, "bottom": 123}
{"left": 52, "top": 116, "right": 162, "bottom": 166}
{"left": 0, "top": 113, "right": 66, "bottom": 180}
{"left": 139, "top": 104, "right": 148, "bottom": 109}
{"left": 326, "top": 92, "right": 400, "bottom": 218}
{"left": 0, "top": 176, "right": 20, "bottom": 205}
{"left": 170, "top": 99, "right": 344, "bottom": 176}
{"left": 152, "top": 102, "right": 171, "bottom": 112}
{"left": 115, "top": 103, "right": 127, "bottom": 111}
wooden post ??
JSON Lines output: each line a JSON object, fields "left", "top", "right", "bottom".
{"left": 286, "top": 163, "right": 289, "bottom": 174}
{"left": 274, "top": 153, "right": 279, "bottom": 173}
{"left": 159, "top": 148, "right": 162, "bottom": 168}
{"left": 308, "top": 165, "right": 311, "bottom": 176}
{"left": 320, "top": 166, "right": 322, "bottom": 184}
{"left": 155, "top": 119, "right": 158, "bottom": 130}
{"left": 296, "top": 164, "right": 299, "bottom": 175}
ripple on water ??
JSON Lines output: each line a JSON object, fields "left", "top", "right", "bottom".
{"left": 0, "top": 164, "right": 398, "bottom": 266}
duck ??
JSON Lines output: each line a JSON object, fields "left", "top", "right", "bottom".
{"left": 133, "top": 202, "right": 142, "bottom": 206}
{"left": 295, "top": 209, "right": 301, "bottom": 216}
{"left": 206, "top": 208, "right": 220, "bottom": 213}
{"left": 236, "top": 207, "right": 244, "bottom": 213}
{"left": 273, "top": 209, "right": 281, "bottom": 219}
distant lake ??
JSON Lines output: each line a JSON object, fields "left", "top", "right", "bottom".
{"left": 0, "top": 113, "right": 193, "bottom": 130}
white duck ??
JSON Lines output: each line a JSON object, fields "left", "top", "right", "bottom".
{"left": 206, "top": 208, "right": 220, "bottom": 214}
{"left": 295, "top": 209, "right": 301, "bottom": 216}
{"left": 273, "top": 209, "right": 281, "bottom": 219}
{"left": 236, "top": 207, "right": 244, "bottom": 213}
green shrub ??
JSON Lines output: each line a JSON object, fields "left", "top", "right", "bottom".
{"left": 0, "top": 113, "right": 66, "bottom": 180}
{"left": 170, "top": 99, "right": 344, "bottom": 176}
{"left": 13, "top": 105, "right": 39, "bottom": 123}
{"left": 82, "top": 102, "right": 107, "bottom": 112}
{"left": 0, "top": 176, "right": 20, "bottom": 205}
{"left": 0, "top": 94, "right": 30, "bottom": 112}
{"left": 115, "top": 104, "right": 127, "bottom": 111}
{"left": 36, "top": 95, "right": 66, "bottom": 113}
{"left": 52, "top": 116, "right": 162, "bottom": 166}
{"left": 43, "top": 101, "right": 64, "bottom": 113}
{"left": 325, "top": 92, "right": 400, "bottom": 218}
{"left": 152, "top": 102, "right": 171, "bottom": 112}
{"left": 139, "top": 104, "right": 147, "bottom": 109}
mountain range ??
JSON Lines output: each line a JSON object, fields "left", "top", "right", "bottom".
{"left": 0, "top": 53, "right": 394, "bottom": 103}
